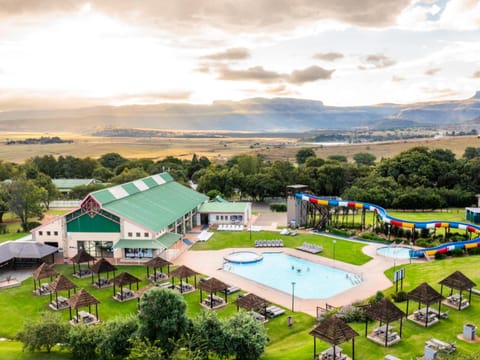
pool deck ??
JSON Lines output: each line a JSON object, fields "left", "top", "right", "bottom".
{"left": 174, "top": 244, "right": 417, "bottom": 317}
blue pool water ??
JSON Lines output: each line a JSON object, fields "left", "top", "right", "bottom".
{"left": 376, "top": 246, "right": 411, "bottom": 259}
{"left": 224, "top": 252, "right": 361, "bottom": 299}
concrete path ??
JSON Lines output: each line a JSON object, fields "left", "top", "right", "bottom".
{"left": 174, "top": 244, "right": 414, "bottom": 317}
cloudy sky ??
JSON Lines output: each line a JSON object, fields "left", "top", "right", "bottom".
{"left": 0, "top": 0, "right": 479, "bottom": 110}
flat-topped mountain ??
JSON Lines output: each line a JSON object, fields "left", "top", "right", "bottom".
{"left": 0, "top": 92, "right": 479, "bottom": 133}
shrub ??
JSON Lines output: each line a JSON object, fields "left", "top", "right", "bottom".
{"left": 448, "top": 248, "right": 464, "bottom": 257}
{"left": 0, "top": 223, "right": 7, "bottom": 234}
{"left": 369, "top": 291, "right": 384, "bottom": 304}
{"left": 435, "top": 252, "right": 446, "bottom": 260}
{"left": 269, "top": 203, "right": 287, "bottom": 212}
{"left": 26, "top": 221, "right": 41, "bottom": 230}
{"left": 391, "top": 291, "right": 407, "bottom": 303}
{"left": 336, "top": 305, "right": 365, "bottom": 323}
{"left": 468, "top": 247, "right": 480, "bottom": 255}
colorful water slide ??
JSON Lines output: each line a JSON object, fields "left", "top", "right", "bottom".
{"left": 295, "top": 193, "right": 480, "bottom": 258}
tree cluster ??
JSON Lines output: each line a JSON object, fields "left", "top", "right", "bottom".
{"left": 17, "top": 288, "right": 268, "bottom": 360}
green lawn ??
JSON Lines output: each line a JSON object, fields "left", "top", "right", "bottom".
{"left": 4, "top": 256, "right": 480, "bottom": 359}
{"left": 387, "top": 208, "right": 467, "bottom": 223}
{"left": 192, "top": 231, "right": 372, "bottom": 266}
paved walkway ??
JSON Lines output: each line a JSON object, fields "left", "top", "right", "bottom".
{"left": 174, "top": 244, "right": 416, "bottom": 317}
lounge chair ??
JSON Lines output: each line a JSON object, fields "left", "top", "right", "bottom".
{"left": 266, "top": 305, "right": 285, "bottom": 318}
{"left": 425, "top": 338, "right": 456, "bottom": 354}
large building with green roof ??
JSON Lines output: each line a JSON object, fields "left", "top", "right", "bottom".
{"left": 32, "top": 173, "right": 210, "bottom": 262}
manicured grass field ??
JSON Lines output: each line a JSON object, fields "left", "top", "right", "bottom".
{"left": 3, "top": 255, "right": 480, "bottom": 359}
{"left": 192, "top": 231, "right": 372, "bottom": 266}
{"left": 387, "top": 208, "right": 467, "bottom": 223}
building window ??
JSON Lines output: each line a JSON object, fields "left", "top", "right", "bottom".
{"left": 39, "top": 231, "right": 43, "bottom": 236}
{"left": 136, "top": 232, "right": 141, "bottom": 237}
{"left": 77, "top": 240, "right": 113, "bottom": 258}
{"left": 128, "top": 232, "right": 133, "bottom": 237}
{"left": 144, "top": 232, "right": 149, "bottom": 238}
{"left": 125, "top": 248, "right": 153, "bottom": 259}
{"left": 46, "top": 231, "right": 51, "bottom": 236}
{"left": 54, "top": 231, "right": 58, "bottom": 236}
{"left": 216, "top": 215, "right": 219, "bottom": 220}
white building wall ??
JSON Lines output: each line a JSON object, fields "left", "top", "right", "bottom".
{"left": 123, "top": 220, "right": 152, "bottom": 239}
{"left": 32, "top": 217, "right": 64, "bottom": 245}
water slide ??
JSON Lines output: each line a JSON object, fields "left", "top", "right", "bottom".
{"left": 295, "top": 193, "right": 480, "bottom": 258}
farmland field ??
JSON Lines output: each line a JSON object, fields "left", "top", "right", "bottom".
{"left": 0, "top": 131, "right": 477, "bottom": 163}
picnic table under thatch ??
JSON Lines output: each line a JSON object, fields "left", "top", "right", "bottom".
{"left": 112, "top": 272, "right": 141, "bottom": 301}
{"left": 68, "top": 288, "right": 100, "bottom": 325}
{"left": 90, "top": 258, "right": 117, "bottom": 288}
{"left": 365, "top": 298, "right": 405, "bottom": 347}
{"left": 198, "top": 277, "right": 229, "bottom": 309}
{"left": 407, "top": 282, "right": 445, "bottom": 327}
{"left": 48, "top": 274, "right": 77, "bottom": 310}
{"left": 145, "top": 256, "right": 172, "bottom": 282}
{"left": 310, "top": 316, "right": 359, "bottom": 360}
{"left": 439, "top": 271, "right": 476, "bottom": 311}
{"left": 32, "top": 262, "right": 58, "bottom": 295}
{"left": 235, "top": 293, "right": 269, "bottom": 312}
{"left": 70, "top": 250, "right": 96, "bottom": 278}
{"left": 169, "top": 265, "right": 198, "bottom": 294}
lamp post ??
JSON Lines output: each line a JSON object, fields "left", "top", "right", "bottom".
{"left": 291, "top": 282, "right": 296, "bottom": 312}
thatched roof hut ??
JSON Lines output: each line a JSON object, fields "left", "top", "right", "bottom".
{"left": 112, "top": 272, "right": 141, "bottom": 301}
{"left": 439, "top": 271, "right": 476, "bottom": 309}
{"left": 310, "top": 316, "right": 359, "bottom": 360}
{"left": 407, "top": 282, "right": 444, "bottom": 327}
{"left": 235, "top": 293, "right": 269, "bottom": 312}
{"left": 90, "top": 258, "right": 117, "bottom": 286}
{"left": 68, "top": 288, "right": 100, "bottom": 321}
{"left": 198, "top": 277, "right": 229, "bottom": 308}
{"left": 70, "top": 250, "right": 95, "bottom": 277}
{"left": 145, "top": 256, "right": 172, "bottom": 281}
{"left": 365, "top": 298, "right": 405, "bottom": 346}
{"left": 32, "top": 263, "right": 58, "bottom": 292}
{"left": 169, "top": 265, "right": 198, "bottom": 291}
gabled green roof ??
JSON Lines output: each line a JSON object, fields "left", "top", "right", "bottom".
{"left": 113, "top": 232, "right": 181, "bottom": 250}
{"left": 89, "top": 173, "right": 207, "bottom": 232}
{"left": 198, "top": 202, "right": 249, "bottom": 213}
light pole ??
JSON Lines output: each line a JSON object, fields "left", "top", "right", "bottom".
{"left": 291, "top": 282, "right": 296, "bottom": 312}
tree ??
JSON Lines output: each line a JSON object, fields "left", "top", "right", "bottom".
{"left": 328, "top": 155, "right": 348, "bottom": 162}
{"left": 0, "top": 182, "right": 11, "bottom": 223}
{"left": 17, "top": 312, "right": 68, "bottom": 353}
{"left": 110, "top": 168, "right": 149, "bottom": 185}
{"left": 137, "top": 288, "right": 189, "bottom": 355}
{"left": 97, "top": 315, "right": 138, "bottom": 360}
{"left": 8, "top": 178, "right": 47, "bottom": 231}
{"left": 69, "top": 183, "right": 107, "bottom": 200}
{"left": 223, "top": 311, "right": 268, "bottom": 360}
{"left": 67, "top": 324, "right": 102, "bottom": 360}
{"left": 99, "top": 153, "right": 128, "bottom": 170}
{"left": 126, "top": 338, "right": 164, "bottom": 360}
{"left": 92, "top": 166, "right": 114, "bottom": 182}
{"left": 352, "top": 152, "right": 376, "bottom": 166}
{"left": 191, "top": 311, "right": 226, "bottom": 358}
{"left": 295, "top": 148, "right": 316, "bottom": 164}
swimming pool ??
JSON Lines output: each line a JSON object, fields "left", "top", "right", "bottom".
{"left": 376, "top": 246, "right": 412, "bottom": 259}
{"left": 224, "top": 252, "right": 361, "bottom": 299}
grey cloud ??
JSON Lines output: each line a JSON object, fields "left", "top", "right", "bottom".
{"left": 0, "top": 0, "right": 412, "bottom": 30}
{"left": 425, "top": 67, "right": 441, "bottom": 76}
{"left": 360, "top": 54, "right": 396, "bottom": 70}
{"left": 473, "top": 70, "right": 480, "bottom": 78}
{"left": 289, "top": 66, "right": 334, "bottom": 84}
{"left": 202, "top": 48, "right": 250, "bottom": 61}
{"left": 313, "top": 52, "right": 344, "bottom": 61}
{"left": 217, "top": 65, "right": 333, "bottom": 84}
{"left": 218, "top": 66, "right": 284, "bottom": 83}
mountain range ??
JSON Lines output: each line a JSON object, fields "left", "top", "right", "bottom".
{"left": 0, "top": 91, "right": 479, "bottom": 133}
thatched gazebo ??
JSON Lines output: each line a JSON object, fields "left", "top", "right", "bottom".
{"left": 68, "top": 288, "right": 100, "bottom": 325}
{"left": 134, "top": 284, "right": 155, "bottom": 304}
{"left": 90, "top": 258, "right": 117, "bottom": 288}
{"left": 32, "top": 263, "right": 58, "bottom": 295}
{"left": 112, "top": 272, "right": 141, "bottom": 301}
{"left": 439, "top": 271, "right": 476, "bottom": 310}
{"left": 198, "top": 277, "right": 229, "bottom": 309}
{"left": 235, "top": 293, "right": 269, "bottom": 312}
{"left": 145, "top": 256, "right": 172, "bottom": 282}
{"left": 407, "top": 282, "right": 444, "bottom": 327}
{"left": 48, "top": 274, "right": 77, "bottom": 310}
{"left": 169, "top": 265, "right": 198, "bottom": 293}
{"left": 70, "top": 250, "right": 96, "bottom": 278}
{"left": 310, "top": 316, "right": 359, "bottom": 360}
{"left": 365, "top": 298, "right": 405, "bottom": 347}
